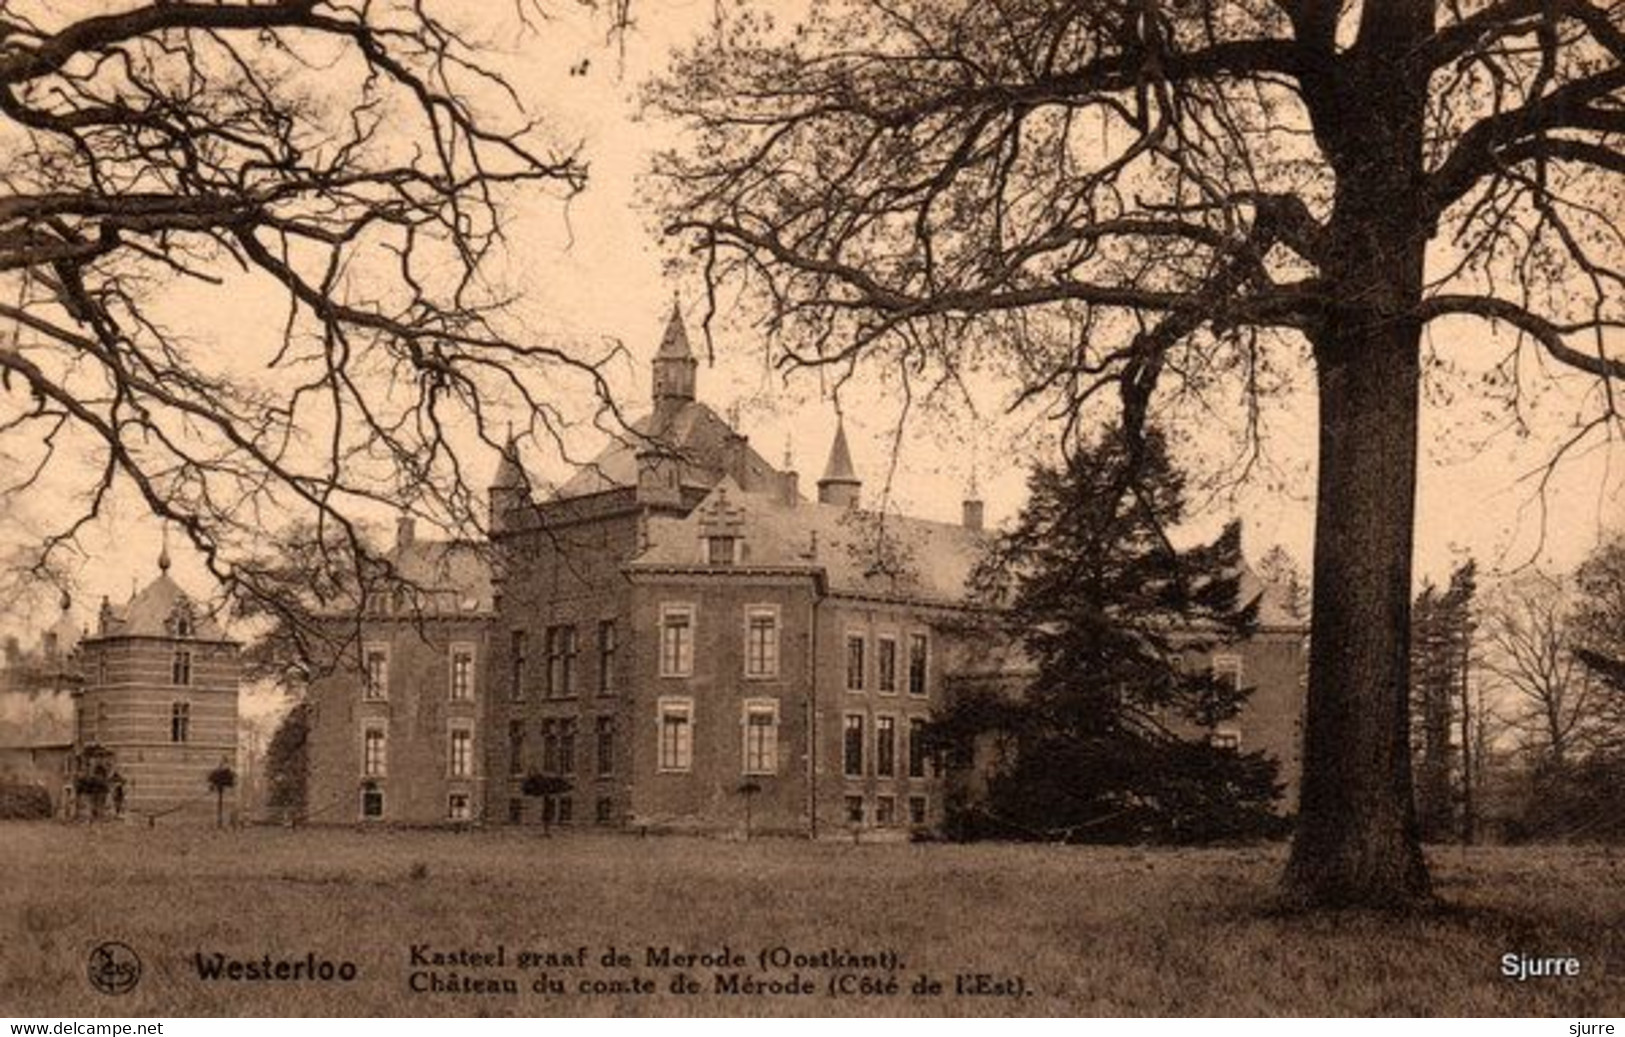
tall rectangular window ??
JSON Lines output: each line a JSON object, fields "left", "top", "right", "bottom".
{"left": 908, "top": 633, "right": 928, "bottom": 697}
{"left": 595, "top": 716, "right": 615, "bottom": 777}
{"left": 363, "top": 645, "right": 389, "bottom": 700}
{"left": 742, "top": 699, "right": 779, "bottom": 775}
{"left": 170, "top": 701, "right": 190, "bottom": 743}
{"left": 510, "top": 630, "right": 528, "bottom": 701}
{"left": 559, "top": 718, "right": 577, "bottom": 775}
{"left": 657, "top": 697, "right": 693, "bottom": 772}
{"left": 660, "top": 606, "right": 694, "bottom": 677}
{"left": 745, "top": 607, "right": 779, "bottom": 678}
{"left": 541, "top": 719, "right": 559, "bottom": 774}
{"left": 508, "top": 719, "right": 525, "bottom": 776}
{"left": 597, "top": 620, "right": 617, "bottom": 695}
{"left": 546, "top": 625, "right": 578, "bottom": 698}
{"left": 843, "top": 714, "right": 864, "bottom": 777}
{"left": 877, "top": 636, "right": 897, "bottom": 694}
{"left": 362, "top": 725, "right": 386, "bottom": 777}
{"left": 171, "top": 649, "right": 192, "bottom": 687}
{"left": 448, "top": 725, "right": 473, "bottom": 778}
{"left": 361, "top": 787, "right": 384, "bottom": 819}
{"left": 845, "top": 635, "right": 866, "bottom": 691}
{"left": 449, "top": 646, "right": 475, "bottom": 701}
{"left": 908, "top": 717, "right": 928, "bottom": 778}
{"left": 876, "top": 715, "right": 896, "bottom": 777}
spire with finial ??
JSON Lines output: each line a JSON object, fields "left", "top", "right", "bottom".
{"left": 652, "top": 293, "right": 698, "bottom": 406}
{"left": 962, "top": 459, "right": 985, "bottom": 531}
{"left": 817, "top": 411, "right": 862, "bottom": 508}
{"left": 157, "top": 523, "right": 172, "bottom": 574}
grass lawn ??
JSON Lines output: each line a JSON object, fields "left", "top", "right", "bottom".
{"left": 2, "top": 823, "right": 1621, "bottom": 1016}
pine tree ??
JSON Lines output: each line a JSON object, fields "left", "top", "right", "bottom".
{"left": 1409, "top": 560, "right": 1477, "bottom": 842}
{"left": 942, "top": 427, "right": 1283, "bottom": 843}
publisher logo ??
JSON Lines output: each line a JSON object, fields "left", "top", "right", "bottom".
{"left": 88, "top": 941, "right": 142, "bottom": 996}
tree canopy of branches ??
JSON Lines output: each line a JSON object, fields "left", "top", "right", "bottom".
{"left": 933, "top": 427, "right": 1282, "bottom": 844}
{"left": 1481, "top": 571, "right": 1601, "bottom": 768}
{"left": 1481, "top": 560, "right": 1625, "bottom": 841}
{"left": 653, "top": 0, "right": 1625, "bottom": 906}
{"left": 0, "top": 1, "right": 615, "bottom": 631}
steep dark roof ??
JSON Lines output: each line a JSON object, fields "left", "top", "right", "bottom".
{"left": 819, "top": 416, "right": 859, "bottom": 486}
{"left": 554, "top": 402, "right": 786, "bottom": 500}
{"left": 95, "top": 573, "right": 229, "bottom": 641}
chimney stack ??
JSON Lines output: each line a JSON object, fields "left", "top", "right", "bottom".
{"left": 962, "top": 499, "right": 985, "bottom": 531}
{"left": 395, "top": 514, "right": 416, "bottom": 552}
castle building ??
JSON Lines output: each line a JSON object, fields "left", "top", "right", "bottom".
{"left": 301, "top": 527, "right": 493, "bottom": 824}
{"left": 300, "top": 301, "right": 1307, "bottom": 833}
{"left": 69, "top": 550, "right": 243, "bottom": 822}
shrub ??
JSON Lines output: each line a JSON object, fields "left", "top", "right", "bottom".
{"left": 0, "top": 783, "right": 54, "bottom": 820}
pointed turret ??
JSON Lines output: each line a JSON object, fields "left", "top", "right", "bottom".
{"left": 817, "top": 415, "right": 862, "bottom": 508}
{"left": 651, "top": 296, "right": 698, "bottom": 407}
{"left": 489, "top": 430, "right": 528, "bottom": 533}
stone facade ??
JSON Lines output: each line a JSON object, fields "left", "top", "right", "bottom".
{"left": 300, "top": 301, "right": 1307, "bottom": 834}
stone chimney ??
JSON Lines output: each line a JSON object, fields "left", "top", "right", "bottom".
{"left": 962, "top": 499, "right": 984, "bottom": 531}
{"left": 722, "top": 431, "right": 750, "bottom": 491}
{"left": 395, "top": 514, "right": 416, "bottom": 552}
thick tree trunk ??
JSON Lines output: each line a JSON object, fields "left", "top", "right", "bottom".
{"left": 1284, "top": 0, "right": 1437, "bottom": 909}
{"left": 1284, "top": 326, "right": 1430, "bottom": 907}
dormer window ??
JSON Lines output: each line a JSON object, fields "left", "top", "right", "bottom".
{"left": 175, "top": 612, "right": 193, "bottom": 638}
{"left": 707, "top": 535, "right": 737, "bottom": 565}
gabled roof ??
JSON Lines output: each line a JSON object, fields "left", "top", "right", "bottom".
{"left": 633, "top": 480, "right": 987, "bottom": 606}
{"left": 554, "top": 401, "right": 786, "bottom": 500}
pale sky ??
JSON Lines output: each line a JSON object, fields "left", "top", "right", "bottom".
{"left": 2, "top": 0, "right": 1621, "bottom": 644}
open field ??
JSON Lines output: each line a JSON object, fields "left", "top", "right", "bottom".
{"left": 2, "top": 823, "right": 1622, "bottom": 1017}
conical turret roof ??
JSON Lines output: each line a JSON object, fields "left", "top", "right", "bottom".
{"left": 656, "top": 297, "right": 693, "bottom": 360}
{"left": 820, "top": 416, "right": 860, "bottom": 485}
{"left": 490, "top": 430, "right": 526, "bottom": 490}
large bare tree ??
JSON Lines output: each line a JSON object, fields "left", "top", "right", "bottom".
{"left": 651, "top": 0, "right": 1625, "bottom": 905}
{"left": 0, "top": 1, "right": 617, "bottom": 628}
